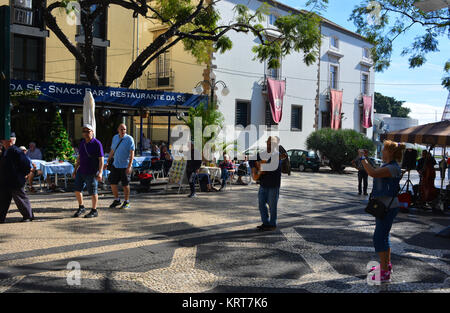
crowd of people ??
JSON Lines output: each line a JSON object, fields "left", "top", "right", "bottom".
{"left": 0, "top": 123, "right": 254, "bottom": 219}
{"left": 1, "top": 126, "right": 449, "bottom": 285}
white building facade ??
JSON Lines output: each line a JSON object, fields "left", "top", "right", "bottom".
{"left": 212, "top": 0, "right": 375, "bottom": 152}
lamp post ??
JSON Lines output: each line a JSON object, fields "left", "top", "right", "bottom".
{"left": 0, "top": 6, "right": 10, "bottom": 140}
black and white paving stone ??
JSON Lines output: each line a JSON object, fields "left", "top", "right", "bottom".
{"left": 0, "top": 169, "right": 448, "bottom": 293}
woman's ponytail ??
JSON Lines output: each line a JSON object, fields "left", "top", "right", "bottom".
{"left": 383, "top": 140, "right": 406, "bottom": 162}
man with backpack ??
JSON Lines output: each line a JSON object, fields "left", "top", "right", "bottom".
{"left": 72, "top": 124, "right": 104, "bottom": 218}
{"left": 106, "top": 124, "right": 135, "bottom": 210}
{"left": 0, "top": 132, "right": 34, "bottom": 223}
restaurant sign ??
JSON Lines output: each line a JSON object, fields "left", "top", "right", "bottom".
{"left": 10, "top": 79, "right": 206, "bottom": 108}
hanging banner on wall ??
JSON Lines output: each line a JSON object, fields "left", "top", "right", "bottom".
{"left": 330, "top": 90, "right": 343, "bottom": 129}
{"left": 267, "top": 78, "right": 286, "bottom": 124}
{"left": 9, "top": 79, "right": 206, "bottom": 108}
{"left": 362, "top": 95, "right": 373, "bottom": 128}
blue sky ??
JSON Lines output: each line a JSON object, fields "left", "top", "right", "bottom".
{"left": 280, "top": 0, "right": 449, "bottom": 125}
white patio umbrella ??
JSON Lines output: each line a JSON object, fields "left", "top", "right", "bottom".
{"left": 83, "top": 91, "right": 96, "bottom": 136}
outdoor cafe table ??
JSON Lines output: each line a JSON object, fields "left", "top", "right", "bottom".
{"left": 30, "top": 159, "right": 46, "bottom": 170}
{"left": 40, "top": 160, "right": 74, "bottom": 189}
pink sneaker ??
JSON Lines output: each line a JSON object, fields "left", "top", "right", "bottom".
{"left": 371, "top": 270, "right": 391, "bottom": 283}
{"left": 369, "top": 263, "right": 392, "bottom": 273}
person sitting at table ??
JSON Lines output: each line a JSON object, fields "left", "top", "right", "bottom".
{"left": 150, "top": 144, "right": 160, "bottom": 157}
{"left": 142, "top": 134, "right": 151, "bottom": 151}
{"left": 197, "top": 168, "right": 215, "bottom": 192}
{"left": 20, "top": 147, "right": 57, "bottom": 192}
{"left": 219, "top": 154, "right": 235, "bottom": 191}
{"left": 27, "top": 142, "right": 43, "bottom": 160}
{"left": 236, "top": 155, "right": 250, "bottom": 185}
{"left": 160, "top": 145, "right": 173, "bottom": 176}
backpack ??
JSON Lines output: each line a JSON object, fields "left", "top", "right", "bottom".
{"left": 199, "top": 175, "right": 209, "bottom": 192}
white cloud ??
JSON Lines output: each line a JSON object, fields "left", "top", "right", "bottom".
{"left": 403, "top": 102, "right": 445, "bottom": 125}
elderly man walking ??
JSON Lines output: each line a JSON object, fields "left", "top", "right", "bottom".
{"left": 0, "top": 133, "right": 34, "bottom": 223}
{"left": 106, "top": 124, "right": 135, "bottom": 209}
{"left": 72, "top": 124, "right": 104, "bottom": 218}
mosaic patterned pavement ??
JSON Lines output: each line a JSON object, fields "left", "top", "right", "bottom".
{"left": 0, "top": 169, "right": 449, "bottom": 293}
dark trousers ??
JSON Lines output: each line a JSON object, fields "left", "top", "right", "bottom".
{"left": 358, "top": 170, "right": 368, "bottom": 194}
{"left": 187, "top": 170, "right": 198, "bottom": 195}
{"left": 0, "top": 187, "right": 33, "bottom": 222}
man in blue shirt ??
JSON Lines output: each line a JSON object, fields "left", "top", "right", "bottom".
{"left": 106, "top": 124, "right": 135, "bottom": 209}
{"left": 72, "top": 124, "right": 104, "bottom": 218}
{"left": 0, "top": 133, "right": 34, "bottom": 223}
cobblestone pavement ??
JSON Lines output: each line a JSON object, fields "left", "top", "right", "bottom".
{"left": 0, "top": 168, "right": 449, "bottom": 293}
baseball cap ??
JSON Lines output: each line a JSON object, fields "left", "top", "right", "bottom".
{"left": 10, "top": 132, "right": 16, "bottom": 138}
{"left": 19, "top": 146, "right": 27, "bottom": 152}
{"left": 82, "top": 124, "right": 94, "bottom": 131}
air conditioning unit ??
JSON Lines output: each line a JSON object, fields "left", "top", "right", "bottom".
{"left": 14, "top": 0, "right": 32, "bottom": 9}
{"left": 14, "top": 8, "right": 33, "bottom": 26}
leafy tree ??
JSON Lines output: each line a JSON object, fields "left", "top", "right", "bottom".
{"left": 45, "top": 111, "right": 76, "bottom": 164}
{"left": 39, "top": 0, "right": 326, "bottom": 87}
{"left": 306, "top": 128, "right": 375, "bottom": 173}
{"left": 374, "top": 92, "right": 410, "bottom": 117}
{"left": 349, "top": 0, "right": 450, "bottom": 90}
{"left": 180, "top": 100, "right": 224, "bottom": 144}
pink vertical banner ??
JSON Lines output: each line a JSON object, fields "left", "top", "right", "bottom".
{"left": 267, "top": 78, "right": 286, "bottom": 124}
{"left": 330, "top": 90, "right": 343, "bottom": 129}
{"left": 362, "top": 95, "right": 373, "bottom": 128}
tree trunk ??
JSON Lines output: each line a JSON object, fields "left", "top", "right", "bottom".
{"left": 120, "top": 30, "right": 175, "bottom": 88}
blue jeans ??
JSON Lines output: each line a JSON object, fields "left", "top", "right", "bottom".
{"left": 74, "top": 172, "right": 98, "bottom": 195}
{"left": 221, "top": 169, "right": 230, "bottom": 186}
{"left": 373, "top": 207, "right": 399, "bottom": 252}
{"left": 258, "top": 186, "right": 280, "bottom": 227}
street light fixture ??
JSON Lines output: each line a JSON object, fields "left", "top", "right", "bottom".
{"left": 192, "top": 79, "right": 230, "bottom": 107}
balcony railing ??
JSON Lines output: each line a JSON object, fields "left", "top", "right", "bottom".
{"left": 146, "top": 70, "right": 174, "bottom": 89}
{"left": 13, "top": 6, "right": 44, "bottom": 28}
{"left": 261, "top": 74, "right": 285, "bottom": 93}
{"left": 14, "top": 7, "right": 33, "bottom": 26}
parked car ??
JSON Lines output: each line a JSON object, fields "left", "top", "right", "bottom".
{"left": 287, "top": 149, "right": 321, "bottom": 172}
{"left": 369, "top": 157, "right": 383, "bottom": 168}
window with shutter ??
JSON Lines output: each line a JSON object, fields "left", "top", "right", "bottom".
{"left": 265, "top": 102, "right": 278, "bottom": 128}
{"left": 291, "top": 105, "right": 303, "bottom": 131}
{"left": 235, "top": 101, "right": 250, "bottom": 128}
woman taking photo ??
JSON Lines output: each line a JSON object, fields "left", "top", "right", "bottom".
{"left": 360, "top": 140, "right": 405, "bottom": 283}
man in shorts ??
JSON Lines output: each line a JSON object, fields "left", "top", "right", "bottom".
{"left": 72, "top": 124, "right": 104, "bottom": 218}
{"left": 106, "top": 124, "right": 135, "bottom": 209}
